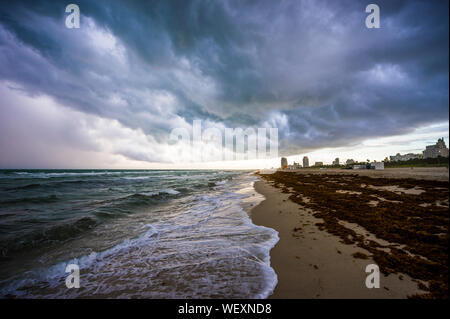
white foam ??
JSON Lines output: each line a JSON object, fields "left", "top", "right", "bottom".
{"left": 122, "top": 176, "right": 153, "bottom": 180}
{"left": 140, "top": 188, "right": 180, "bottom": 197}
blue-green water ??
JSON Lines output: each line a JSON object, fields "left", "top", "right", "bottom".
{"left": 0, "top": 170, "right": 278, "bottom": 298}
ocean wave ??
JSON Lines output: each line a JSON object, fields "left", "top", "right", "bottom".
{"left": 1, "top": 171, "right": 182, "bottom": 179}
{"left": 5, "top": 183, "right": 42, "bottom": 191}
{"left": 140, "top": 189, "right": 180, "bottom": 196}
{"left": 121, "top": 189, "right": 181, "bottom": 203}
{"left": 86, "top": 189, "right": 182, "bottom": 214}
{"left": 0, "top": 194, "right": 59, "bottom": 205}
{"left": 0, "top": 217, "right": 99, "bottom": 257}
{"left": 16, "top": 172, "right": 105, "bottom": 178}
{"left": 0, "top": 171, "right": 129, "bottom": 180}
{"left": 121, "top": 176, "right": 153, "bottom": 180}
{"left": 214, "top": 180, "right": 227, "bottom": 185}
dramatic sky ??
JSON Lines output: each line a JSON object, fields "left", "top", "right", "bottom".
{"left": 0, "top": 0, "right": 448, "bottom": 168}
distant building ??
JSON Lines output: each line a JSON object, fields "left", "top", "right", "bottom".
{"left": 423, "top": 138, "right": 449, "bottom": 159}
{"left": 303, "top": 156, "right": 309, "bottom": 168}
{"left": 314, "top": 161, "right": 324, "bottom": 167}
{"left": 371, "top": 162, "right": 385, "bottom": 170}
{"left": 353, "top": 165, "right": 365, "bottom": 170}
{"left": 293, "top": 162, "right": 302, "bottom": 169}
{"left": 389, "top": 153, "right": 421, "bottom": 162}
{"left": 346, "top": 159, "right": 355, "bottom": 165}
{"left": 286, "top": 163, "right": 301, "bottom": 170}
{"left": 332, "top": 158, "right": 340, "bottom": 165}
{"left": 281, "top": 157, "right": 288, "bottom": 169}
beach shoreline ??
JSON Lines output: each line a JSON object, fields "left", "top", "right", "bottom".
{"left": 249, "top": 167, "right": 449, "bottom": 299}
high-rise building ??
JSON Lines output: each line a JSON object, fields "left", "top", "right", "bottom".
{"left": 423, "top": 138, "right": 449, "bottom": 159}
{"left": 332, "top": 158, "right": 340, "bottom": 165}
{"left": 281, "top": 157, "right": 288, "bottom": 168}
{"left": 314, "top": 161, "right": 324, "bottom": 166}
{"left": 303, "top": 156, "right": 309, "bottom": 168}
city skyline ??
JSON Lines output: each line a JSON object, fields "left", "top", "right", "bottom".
{"left": 280, "top": 133, "right": 449, "bottom": 169}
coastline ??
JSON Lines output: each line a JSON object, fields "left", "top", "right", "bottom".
{"left": 249, "top": 168, "right": 449, "bottom": 298}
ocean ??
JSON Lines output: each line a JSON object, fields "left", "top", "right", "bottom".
{"left": 0, "top": 169, "right": 278, "bottom": 298}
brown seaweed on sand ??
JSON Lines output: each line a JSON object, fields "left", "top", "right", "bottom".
{"left": 259, "top": 172, "right": 449, "bottom": 299}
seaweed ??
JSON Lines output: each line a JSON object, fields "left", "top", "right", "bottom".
{"left": 352, "top": 252, "right": 369, "bottom": 259}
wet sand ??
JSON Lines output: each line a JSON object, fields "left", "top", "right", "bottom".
{"left": 249, "top": 168, "right": 448, "bottom": 298}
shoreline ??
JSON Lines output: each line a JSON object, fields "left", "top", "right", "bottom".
{"left": 249, "top": 168, "right": 449, "bottom": 298}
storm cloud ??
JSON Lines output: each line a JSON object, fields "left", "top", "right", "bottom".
{"left": 0, "top": 0, "right": 448, "bottom": 166}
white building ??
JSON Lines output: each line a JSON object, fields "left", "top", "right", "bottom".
{"left": 371, "top": 162, "right": 384, "bottom": 170}
{"left": 390, "top": 153, "right": 421, "bottom": 162}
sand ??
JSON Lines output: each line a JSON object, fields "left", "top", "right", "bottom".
{"left": 249, "top": 167, "right": 449, "bottom": 299}
{"left": 281, "top": 167, "right": 449, "bottom": 181}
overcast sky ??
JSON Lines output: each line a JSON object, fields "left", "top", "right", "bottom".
{"left": 0, "top": 0, "right": 448, "bottom": 169}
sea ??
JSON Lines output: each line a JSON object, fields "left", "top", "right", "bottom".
{"left": 0, "top": 169, "right": 278, "bottom": 298}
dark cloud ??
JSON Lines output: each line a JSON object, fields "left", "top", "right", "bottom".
{"left": 0, "top": 0, "right": 448, "bottom": 163}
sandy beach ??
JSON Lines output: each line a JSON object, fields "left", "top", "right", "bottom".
{"left": 275, "top": 167, "right": 449, "bottom": 181}
{"left": 250, "top": 167, "right": 449, "bottom": 299}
